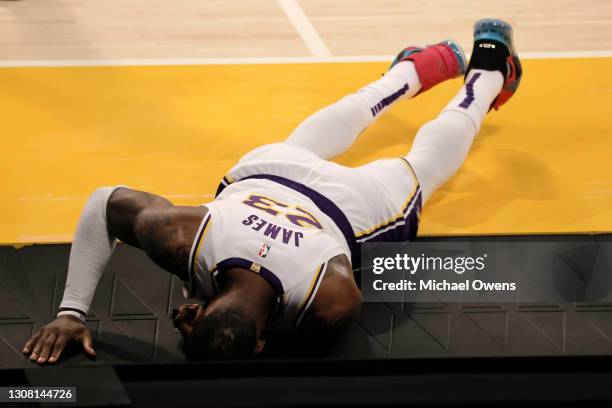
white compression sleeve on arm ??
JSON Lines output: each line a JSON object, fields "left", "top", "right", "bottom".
{"left": 59, "top": 186, "right": 124, "bottom": 316}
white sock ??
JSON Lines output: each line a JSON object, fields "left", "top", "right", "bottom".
{"left": 406, "top": 69, "right": 503, "bottom": 202}
{"left": 442, "top": 69, "right": 504, "bottom": 133}
{"left": 355, "top": 60, "right": 422, "bottom": 120}
{"left": 285, "top": 61, "right": 422, "bottom": 159}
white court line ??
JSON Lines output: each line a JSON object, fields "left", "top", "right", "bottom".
{"left": 0, "top": 55, "right": 388, "bottom": 67}
{"left": 277, "top": 0, "right": 332, "bottom": 58}
{"left": 521, "top": 50, "right": 612, "bottom": 59}
{"left": 1, "top": 50, "right": 612, "bottom": 68}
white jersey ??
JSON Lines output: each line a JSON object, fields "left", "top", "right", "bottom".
{"left": 185, "top": 142, "right": 422, "bottom": 332}
{"left": 186, "top": 178, "right": 349, "bottom": 331}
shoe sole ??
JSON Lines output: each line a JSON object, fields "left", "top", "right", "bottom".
{"left": 390, "top": 40, "right": 467, "bottom": 76}
{"left": 473, "top": 18, "right": 516, "bottom": 55}
{"left": 390, "top": 47, "right": 422, "bottom": 68}
{"left": 442, "top": 39, "right": 468, "bottom": 76}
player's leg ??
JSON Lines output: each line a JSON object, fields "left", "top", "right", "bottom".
{"left": 284, "top": 41, "right": 467, "bottom": 159}
{"left": 406, "top": 19, "right": 522, "bottom": 202}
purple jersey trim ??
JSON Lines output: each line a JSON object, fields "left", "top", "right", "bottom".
{"left": 358, "top": 191, "right": 422, "bottom": 243}
{"left": 293, "top": 262, "right": 327, "bottom": 331}
{"left": 189, "top": 214, "right": 211, "bottom": 279}
{"left": 216, "top": 174, "right": 359, "bottom": 266}
{"left": 217, "top": 257, "right": 284, "bottom": 296}
{"left": 355, "top": 191, "right": 421, "bottom": 241}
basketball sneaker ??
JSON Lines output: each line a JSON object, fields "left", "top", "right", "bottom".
{"left": 389, "top": 40, "right": 467, "bottom": 94}
{"left": 466, "top": 18, "right": 522, "bottom": 110}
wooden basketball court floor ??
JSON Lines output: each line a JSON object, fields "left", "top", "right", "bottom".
{"left": 1, "top": 0, "right": 612, "bottom": 244}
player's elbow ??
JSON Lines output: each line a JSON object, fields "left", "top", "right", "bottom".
{"left": 296, "top": 284, "right": 361, "bottom": 357}
{"left": 323, "top": 283, "right": 362, "bottom": 326}
{"left": 300, "top": 277, "right": 362, "bottom": 338}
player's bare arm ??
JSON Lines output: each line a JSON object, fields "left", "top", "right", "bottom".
{"left": 22, "top": 188, "right": 204, "bottom": 363}
{"left": 23, "top": 187, "right": 360, "bottom": 363}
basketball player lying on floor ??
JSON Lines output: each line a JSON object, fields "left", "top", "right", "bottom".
{"left": 23, "top": 19, "right": 521, "bottom": 363}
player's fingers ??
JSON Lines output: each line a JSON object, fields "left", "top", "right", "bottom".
{"left": 48, "top": 338, "right": 68, "bottom": 364}
{"left": 81, "top": 332, "right": 96, "bottom": 357}
{"left": 29, "top": 333, "right": 48, "bottom": 361}
{"left": 23, "top": 332, "right": 42, "bottom": 354}
{"left": 36, "top": 332, "right": 58, "bottom": 364}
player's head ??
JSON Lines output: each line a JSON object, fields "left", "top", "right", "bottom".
{"left": 185, "top": 308, "right": 257, "bottom": 360}
{"left": 173, "top": 303, "right": 265, "bottom": 360}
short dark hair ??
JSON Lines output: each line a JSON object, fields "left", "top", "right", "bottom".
{"left": 185, "top": 308, "right": 257, "bottom": 360}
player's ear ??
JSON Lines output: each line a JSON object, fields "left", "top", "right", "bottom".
{"left": 253, "top": 339, "right": 266, "bottom": 355}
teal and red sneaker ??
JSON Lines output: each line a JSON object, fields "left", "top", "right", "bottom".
{"left": 389, "top": 40, "right": 467, "bottom": 94}
{"left": 466, "top": 18, "right": 522, "bottom": 110}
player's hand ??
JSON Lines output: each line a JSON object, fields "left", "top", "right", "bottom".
{"left": 173, "top": 303, "right": 205, "bottom": 339}
{"left": 22, "top": 315, "right": 96, "bottom": 364}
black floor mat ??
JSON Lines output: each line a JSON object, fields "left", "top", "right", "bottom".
{"left": 1, "top": 235, "right": 612, "bottom": 369}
